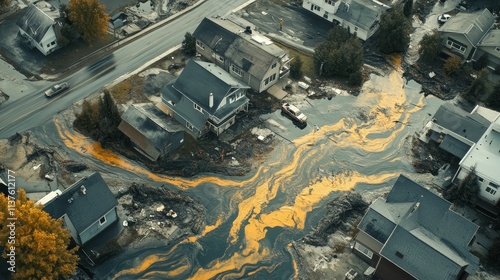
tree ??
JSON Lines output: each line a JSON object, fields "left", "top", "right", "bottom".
{"left": 0, "top": 189, "right": 79, "bottom": 279}
{"left": 182, "top": 32, "right": 197, "bottom": 57}
{"left": 486, "top": 83, "right": 500, "bottom": 111}
{"left": 0, "top": 0, "right": 11, "bottom": 12}
{"left": 68, "top": 0, "right": 109, "bottom": 43}
{"left": 418, "top": 30, "right": 442, "bottom": 62}
{"left": 403, "top": 0, "right": 413, "bottom": 19}
{"left": 314, "top": 26, "right": 363, "bottom": 79}
{"left": 442, "top": 56, "right": 462, "bottom": 76}
{"left": 290, "top": 56, "right": 303, "bottom": 80}
{"left": 463, "top": 68, "right": 490, "bottom": 101}
{"left": 98, "top": 90, "right": 122, "bottom": 142}
{"left": 444, "top": 166, "right": 480, "bottom": 206}
{"left": 378, "top": 6, "right": 412, "bottom": 53}
{"left": 74, "top": 99, "right": 99, "bottom": 136}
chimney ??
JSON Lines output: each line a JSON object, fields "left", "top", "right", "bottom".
{"left": 209, "top": 93, "right": 214, "bottom": 108}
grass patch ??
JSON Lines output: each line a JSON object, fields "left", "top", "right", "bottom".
{"left": 110, "top": 79, "right": 132, "bottom": 104}
{"left": 275, "top": 42, "right": 316, "bottom": 79}
{"left": 110, "top": 76, "right": 149, "bottom": 104}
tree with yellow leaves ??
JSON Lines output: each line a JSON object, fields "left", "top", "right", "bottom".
{"left": 0, "top": 189, "right": 79, "bottom": 280}
{"left": 68, "top": 0, "right": 109, "bottom": 43}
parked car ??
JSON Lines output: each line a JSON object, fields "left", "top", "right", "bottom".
{"left": 282, "top": 102, "right": 307, "bottom": 124}
{"left": 45, "top": 82, "right": 69, "bottom": 97}
{"left": 438, "top": 14, "right": 452, "bottom": 24}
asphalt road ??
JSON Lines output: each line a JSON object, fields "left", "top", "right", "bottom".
{"left": 0, "top": 0, "right": 249, "bottom": 139}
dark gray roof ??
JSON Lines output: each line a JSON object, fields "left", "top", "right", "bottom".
{"left": 43, "top": 172, "right": 118, "bottom": 233}
{"left": 361, "top": 175, "right": 480, "bottom": 279}
{"left": 439, "top": 9, "right": 494, "bottom": 46}
{"left": 16, "top": 4, "right": 56, "bottom": 44}
{"left": 119, "top": 103, "right": 184, "bottom": 159}
{"left": 335, "top": 0, "right": 383, "bottom": 31}
{"left": 439, "top": 134, "right": 471, "bottom": 158}
{"left": 193, "top": 17, "right": 238, "bottom": 55}
{"left": 432, "top": 103, "right": 490, "bottom": 143}
{"left": 162, "top": 60, "right": 249, "bottom": 134}
{"left": 225, "top": 38, "right": 276, "bottom": 80}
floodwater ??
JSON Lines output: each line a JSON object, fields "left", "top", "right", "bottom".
{"left": 54, "top": 56, "right": 445, "bottom": 279}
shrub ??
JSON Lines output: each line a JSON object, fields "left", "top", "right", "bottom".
{"left": 444, "top": 166, "right": 480, "bottom": 206}
{"left": 442, "top": 56, "right": 462, "bottom": 76}
{"left": 290, "top": 56, "right": 303, "bottom": 80}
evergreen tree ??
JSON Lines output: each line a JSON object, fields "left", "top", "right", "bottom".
{"left": 379, "top": 6, "right": 412, "bottom": 53}
{"left": 98, "top": 90, "right": 122, "bottom": 141}
{"left": 182, "top": 32, "right": 197, "bottom": 57}
{"left": 403, "top": 0, "right": 413, "bottom": 18}
{"left": 463, "top": 68, "right": 490, "bottom": 101}
{"left": 314, "top": 26, "right": 363, "bottom": 78}
{"left": 444, "top": 166, "right": 480, "bottom": 206}
{"left": 0, "top": 189, "right": 79, "bottom": 279}
{"left": 418, "top": 30, "right": 442, "bottom": 62}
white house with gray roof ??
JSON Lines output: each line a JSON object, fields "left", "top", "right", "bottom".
{"left": 354, "top": 175, "right": 479, "bottom": 280}
{"left": 41, "top": 172, "right": 118, "bottom": 245}
{"left": 438, "top": 9, "right": 500, "bottom": 70}
{"left": 161, "top": 59, "right": 250, "bottom": 138}
{"left": 193, "top": 17, "right": 291, "bottom": 93}
{"left": 302, "top": 0, "right": 388, "bottom": 41}
{"left": 453, "top": 116, "right": 500, "bottom": 213}
{"left": 17, "top": 1, "right": 63, "bottom": 55}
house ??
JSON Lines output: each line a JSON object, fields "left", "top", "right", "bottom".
{"left": 439, "top": 9, "right": 500, "bottom": 70}
{"left": 419, "top": 103, "right": 492, "bottom": 158}
{"left": 192, "top": 17, "right": 291, "bottom": 93}
{"left": 16, "top": 1, "right": 64, "bottom": 55}
{"left": 41, "top": 172, "right": 118, "bottom": 246}
{"left": 302, "top": 0, "right": 388, "bottom": 41}
{"left": 118, "top": 103, "right": 185, "bottom": 161}
{"left": 353, "top": 175, "right": 479, "bottom": 280}
{"left": 161, "top": 59, "right": 250, "bottom": 138}
{"left": 453, "top": 116, "right": 500, "bottom": 215}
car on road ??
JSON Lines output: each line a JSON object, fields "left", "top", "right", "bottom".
{"left": 45, "top": 82, "right": 69, "bottom": 97}
{"left": 282, "top": 102, "right": 307, "bottom": 125}
{"left": 438, "top": 14, "right": 452, "bottom": 24}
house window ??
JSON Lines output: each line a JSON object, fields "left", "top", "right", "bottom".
{"left": 264, "top": 77, "right": 270, "bottom": 85}
{"left": 196, "top": 40, "right": 205, "bottom": 50}
{"left": 446, "top": 39, "right": 466, "bottom": 54}
{"left": 99, "top": 216, "right": 107, "bottom": 226}
{"left": 51, "top": 41, "right": 55, "bottom": 46}
{"left": 478, "top": 177, "right": 484, "bottom": 182}
{"left": 186, "top": 122, "right": 194, "bottom": 131}
{"left": 269, "top": 73, "right": 277, "bottom": 82}
{"left": 489, "top": 182, "right": 499, "bottom": 189}
{"left": 47, "top": 43, "right": 50, "bottom": 47}
{"left": 229, "top": 95, "right": 235, "bottom": 103}
{"left": 486, "top": 187, "right": 497, "bottom": 195}
{"left": 231, "top": 64, "right": 243, "bottom": 77}
{"left": 218, "top": 55, "right": 225, "bottom": 63}
{"left": 323, "top": 12, "right": 328, "bottom": 19}
{"left": 315, "top": 5, "right": 320, "bottom": 11}
{"left": 271, "top": 62, "right": 277, "bottom": 69}
{"left": 194, "top": 103, "right": 203, "bottom": 113}
{"left": 354, "top": 242, "right": 373, "bottom": 259}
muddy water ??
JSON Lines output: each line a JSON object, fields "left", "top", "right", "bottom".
{"left": 55, "top": 57, "right": 444, "bottom": 279}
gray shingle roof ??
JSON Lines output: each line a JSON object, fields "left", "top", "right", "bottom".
{"left": 17, "top": 4, "right": 56, "bottom": 44}
{"left": 359, "top": 175, "right": 479, "bottom": 279}
{"left": 439, "top": 9, "right": 494, "bottom": 46}
{"left": 161, "top": 60, "right": 249, "bottom": 134}
{"left": 335, "top": 0, "right": 381, "bottom": 31}
{"left": 225, "top": 38, "right": 275, "bottom": 80}
{"left": 432, "top": 103, "right": 491, "bottom": 143}
{"left": 43, "top": 172, "right": 118, "bottom": 233}
{"left": 193, "top": 17, "right": 238, "bottom": 55}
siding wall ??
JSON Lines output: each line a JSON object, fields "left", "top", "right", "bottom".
{"left": 79, "top": 208, "right": 118, "bottom": 245}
